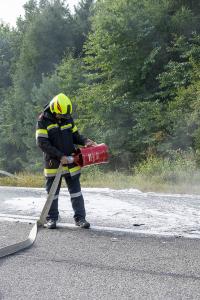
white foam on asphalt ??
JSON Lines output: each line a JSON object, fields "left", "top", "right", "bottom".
{"left": 0, "top": 187, "right": 200, "bottom": 238}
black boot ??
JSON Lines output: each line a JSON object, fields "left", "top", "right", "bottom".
{"left": 46, "top": 219, "right": 57, "bottom": 229}
{"left": 75, "top": 218, "right": 90, "bottom": 229}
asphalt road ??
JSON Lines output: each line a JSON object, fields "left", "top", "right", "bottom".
{"left": 0, "top": 222, "right": 200, "bottom": 300}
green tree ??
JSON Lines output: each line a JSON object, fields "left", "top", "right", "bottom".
{"left": 1, "top": 0, "right": 78, "bottom": 171}
{"left": 157, "top": 34, "right": 200, "bottom": 156}
{"left": 73, "top": 0, "right": 94, "bottom": 56}
{"left": 0, "top": 24, "right": 16, "bottom": 95}
{"left": 78, "top": 0, "right": 200, "bottom": 167}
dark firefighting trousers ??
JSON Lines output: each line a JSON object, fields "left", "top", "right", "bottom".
{"left": 46, "top": 174, "right": 86, "bottom": 221}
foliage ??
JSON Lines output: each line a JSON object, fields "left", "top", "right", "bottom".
{"left": 0, "top": 0, "right": 93, "bottom": 171}
{"left": 133, "top": 150, "right": 196, "bottom": 182}
{"left": 1, "top": 0, "right": 200, "bottom": 176}
{"left": 78, "top": 0, "right": 200, "bottom": 167}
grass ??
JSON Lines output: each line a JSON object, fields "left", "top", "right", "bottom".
{"left": 0, "top": 168, "right": 134, "bottom": 190}
{"left": 1, "top": 153, "right": 200, "bottom": 194}
{"left": 0, "top": 173, "right": 44, "bottom": 188}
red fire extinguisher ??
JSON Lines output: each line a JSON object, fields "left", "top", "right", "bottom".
{"left": 67, "top": 144, "right": 109, "bottom": 167}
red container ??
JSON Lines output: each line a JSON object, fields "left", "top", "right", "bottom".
{"left": 75, "top": 144, "right": 109, "bottom": 167}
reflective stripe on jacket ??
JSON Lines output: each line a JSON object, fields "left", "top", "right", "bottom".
{"left": 44, "top": 165, "right": 81, "bottom": 177}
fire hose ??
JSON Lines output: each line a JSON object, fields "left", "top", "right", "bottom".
{"left": 0, "top": 144, "right": 108, "bottom": 258}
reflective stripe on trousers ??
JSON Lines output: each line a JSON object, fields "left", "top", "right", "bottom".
{"left": 70, "top": 192, "right": 82, "bottom": 198}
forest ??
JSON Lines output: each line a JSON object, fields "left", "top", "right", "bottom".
{"left": 1, "top": 0, "right": 200, "bottom": 176}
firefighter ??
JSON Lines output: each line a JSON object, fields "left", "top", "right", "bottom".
{"left": 36, "top": 93, "right": 96, "bottom": 229}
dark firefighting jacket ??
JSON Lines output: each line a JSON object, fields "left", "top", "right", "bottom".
{"left": 36, "top": 107, "right": 87, "bottom": 177}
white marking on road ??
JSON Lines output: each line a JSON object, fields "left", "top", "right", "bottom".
{"left": 0, "top": 213, "right": 37, "bottom": 223}
{"left": 1, "top": 214, "right": 200, "bottom": 239}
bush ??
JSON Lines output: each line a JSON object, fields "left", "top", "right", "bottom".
{"left": 133, "top": 150, "right": 198, "bottom": 185}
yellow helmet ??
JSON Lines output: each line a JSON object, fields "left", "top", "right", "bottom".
{"left": 50, "top": 93, "right": 72, "bottom": 116}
